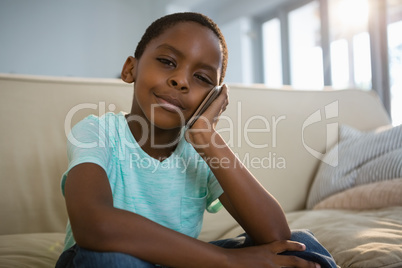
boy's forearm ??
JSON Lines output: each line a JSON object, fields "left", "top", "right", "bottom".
{"left": 76, "top": 206, "right": 229, "bottom": 267}
{"left": 66, "top": 164, "right": 230, "bottom": 268}
{"left": 189, "top": 130, "right": 291, "bottom": 244}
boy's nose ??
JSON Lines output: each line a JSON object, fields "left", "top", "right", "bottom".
{"left": 169, "top": 73, "right": 189, "bottom": 92}
{"left": 170, "top": 79, "right": 188, "bottom": 91}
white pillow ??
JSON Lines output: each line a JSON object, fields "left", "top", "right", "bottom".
{"left": 306, "top": 124, "right": 402, "bottom": 209}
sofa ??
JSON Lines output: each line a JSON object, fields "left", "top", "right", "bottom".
{"left": 0, "top": 73, "right": 401, "bottom": 267}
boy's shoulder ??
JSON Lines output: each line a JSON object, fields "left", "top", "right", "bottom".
{"left": 84, "top": 111, "right": 125, "bottom": 121}
{"left": 69, "top": 112, "right": 127, "bottom": 141}
{"left": 74, "top": 112, "right": 126, "bottom": 127}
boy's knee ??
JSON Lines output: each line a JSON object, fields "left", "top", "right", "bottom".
{"left": 290, "top": 229, "right": 315, "bottom": 242}
{"left": 290, "top": 229, "right": 333, "bottom": 256}
{"left": 285, "top": 230, "right": 337, "bottom": 267}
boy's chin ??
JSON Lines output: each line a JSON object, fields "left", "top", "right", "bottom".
{"left": 151, "top": 119, "right": 185, "bottom": 131}
{"left": 146, "top": 107, "right": 188, "bottom": 130}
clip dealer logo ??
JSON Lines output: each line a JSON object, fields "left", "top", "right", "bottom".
{"left": 302, "top": 101, "right": 339, "bottom": 167}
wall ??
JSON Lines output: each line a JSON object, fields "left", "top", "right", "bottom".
{"left": 0, "top": 0, "right": 166, "bottom": 78}
{"left": 0, "top": 0, "right": 263, "bottom": 84}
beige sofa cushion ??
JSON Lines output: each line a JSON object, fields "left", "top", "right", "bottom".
{"left": 204, "top": 207, "right": 402, "bottom": 267}
{"left": 0, "top": 233, "right": 65, "bottom": 267}
{"left": 286, "top": 207, "right": 402, "bottom": 268}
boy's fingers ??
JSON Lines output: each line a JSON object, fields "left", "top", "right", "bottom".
{"left": 267, "top": 240, "right": 306, "bottom": 254}
{"left": 266, "top": 241, "right": 321, "bottom": 268}
{"left": 220, "top": 84, "right": 229, "bottom": 103}
{"left": 199, "top": 84, "right": 229, "bottom": 123}
{"left": 211, "top": 84, "right": 228, "bottom": 109}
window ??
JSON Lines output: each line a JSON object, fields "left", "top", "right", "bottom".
{"left": 353, "top": 32, "right": 372, "bottom": 89}
{"left": 262, "top": 18, "right": 282, "bottom": 87}
{"left": 288, "top": 1, "right": 323, "bottom": 89}
{"left": 387, "top": 0, "right": 402, "bottom": 125}
{"left": 330, "top": 39, "right": 349, "bottom": 88}
{"left": 329, "top": 0, "right": 371, "bottom": 90}
{"left": 260, "top": 0, "right": 399, "bottom": 124}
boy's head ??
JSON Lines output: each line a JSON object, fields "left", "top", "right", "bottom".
{"left": 134, "top": 12, "right": 228, "bottom": 84}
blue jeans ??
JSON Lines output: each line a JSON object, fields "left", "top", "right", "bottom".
{"left": 55, "top": 230, "right": 337, "bottom": 268}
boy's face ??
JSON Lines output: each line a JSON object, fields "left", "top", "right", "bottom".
{"left": 127, "top": 22, "right": 223, "bottom": 130}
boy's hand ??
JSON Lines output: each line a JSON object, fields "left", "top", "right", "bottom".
{"left": 185, "top": 84, "right": 229, "bottom": 146}
{"left": 224, "top": 240, "right": 321, "bottom": 268}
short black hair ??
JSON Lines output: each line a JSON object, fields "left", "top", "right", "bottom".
{"left": 134, "top": 12, "right": 228, "bottom": 84}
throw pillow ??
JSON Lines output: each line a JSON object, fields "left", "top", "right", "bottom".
{"left": 306, "top": 124, "right": 402, "bottom": 209}
{"left": 313, "top": 178, "right": 402, "bottom": 210}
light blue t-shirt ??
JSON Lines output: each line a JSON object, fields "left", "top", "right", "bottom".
{"left": 61, "top": 112, "right": 223, "bottom": 250}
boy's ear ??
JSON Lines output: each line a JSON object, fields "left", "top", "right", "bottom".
{"left": 121, "top": 56, "right": 137, "bottom": 83}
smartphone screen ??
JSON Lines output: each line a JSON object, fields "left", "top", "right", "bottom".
{"left": 185, "top": 85, "right": 222, "bottom": 129}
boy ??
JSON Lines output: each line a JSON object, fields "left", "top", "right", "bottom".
{"left": 56, "top": 12, "right": 336, "bottom": 268}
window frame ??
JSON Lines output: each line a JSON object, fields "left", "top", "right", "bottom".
{"left": 258, "top": 0, "right": 392, "bottom": 116}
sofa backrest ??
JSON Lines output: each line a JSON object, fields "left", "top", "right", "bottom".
{"left": 0, "top": 74, "right": 133, "bottom": 235}
{"left": 0, "top": 74, "right": 391, "bottom": 235}
{"left": 198, "top": 84, "right": 391, "bottom": 241}
{"left": 222, "top": 84, "right": 391, "bottom": 211}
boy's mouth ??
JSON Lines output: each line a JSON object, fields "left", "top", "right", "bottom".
{"left": 154, "top": 93, "right": 185, "bottom": 112}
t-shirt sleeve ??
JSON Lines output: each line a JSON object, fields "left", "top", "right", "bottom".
{"left": 206, "top": 171, "right": 224, "bottom": 213}
{"left": 61, "top": 116, "right": 110, "bottom": 195}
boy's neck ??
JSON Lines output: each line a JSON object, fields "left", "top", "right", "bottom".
{"left": 125, "top": 113, "right": 182, "bottom": 161}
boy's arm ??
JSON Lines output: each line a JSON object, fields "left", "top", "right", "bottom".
{"left": 187, "top": 85, "right": 291, "bottom": 245}
{"left": 64, "top": 162, "right": 228, "bottom": 267}
{"left": 194, "top": 132, "right": 291, "bottom": 244}
{"left": 65, "top": 160, "right": 316, "bottom": 267}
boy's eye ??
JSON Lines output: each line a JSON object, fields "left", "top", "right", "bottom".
{"left": 195, "top": 74, "right": 213, "bottom": 85}
{"left": 157, "top": 58, "right": 175, "bottom": 67}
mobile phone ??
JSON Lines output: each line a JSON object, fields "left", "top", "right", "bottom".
{"left": 185, "top": 85, "right": 222, "bottom": 129}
